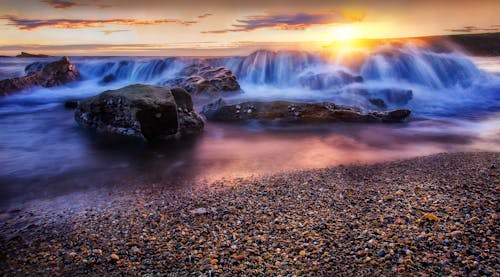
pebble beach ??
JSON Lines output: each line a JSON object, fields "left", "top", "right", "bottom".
{"left": 0, "top": 152, "right": 498, "bottom": 275}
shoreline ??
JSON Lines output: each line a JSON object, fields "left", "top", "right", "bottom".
{"left": 1, "top": 151, "right": 498, "bottom": 275}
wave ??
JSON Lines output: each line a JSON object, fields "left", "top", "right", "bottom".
{"left": 0, "top": 42, "right": 499, "bottom": 117}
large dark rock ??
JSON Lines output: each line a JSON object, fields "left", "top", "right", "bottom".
{"left": 202, "top": 99, "right": 410, "bottom": 124}
{"left": 166, "top": 64, "right": 240, "bottom": 96}
{"left": 0, "top": 56, "right": 80, "bottom": 96}
{"left": 75, "top": 84, "right": 204, "bottom": 141}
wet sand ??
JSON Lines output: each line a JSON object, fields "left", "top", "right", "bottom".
{"left": 0, "top": 152, "right": 498, "bottom": 275}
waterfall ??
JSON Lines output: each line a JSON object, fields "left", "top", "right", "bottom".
{"left": 1, "top": 41, "right": 497, "bottom": 116}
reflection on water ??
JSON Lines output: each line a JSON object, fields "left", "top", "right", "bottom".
{"left": 0, "top": 106, "right": 498, "bottom": 207}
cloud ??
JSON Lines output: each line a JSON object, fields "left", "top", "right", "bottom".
{"left": 202, "top": 10, "right": 364, "bottom": 34}
{"left": 101, "top": 29, "right": 130, "bottom": 35}
{"left": 197, "top": 13, "right": 213, "bottom": 19}
{"left": 446, "top": 25, "right": 499, "bottom": 33}
{"left": 97, "top": 4, "right": 113, "bottom": 9}
{"left": 42, "top": 0, "right": 80, "bottom": 9}
{"left": 0, "top": 15, "right": 199, "bottom": 30}
{"left": 41, "top": 0, "right": 115, "bottom": 9}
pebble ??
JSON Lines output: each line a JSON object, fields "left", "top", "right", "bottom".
{"left": 0, "top": 152, "right": 498, "bottom": 276}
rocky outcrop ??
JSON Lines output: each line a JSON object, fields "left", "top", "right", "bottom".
{"left": 25, "top": 61, "right": 49, "bottom": 74}
{"left": 202, "top": 99, "right": 411, "bottom": 124}
{"left": 75, "top": 84, "right": 204, "bottom": 141}
{"left": 0, "top": 56, "right": 80, "bottom": 96}
{"left": 166, "top": 64, "right": 240, "bottom": 96}
{"left": 16, "top": 52, "right": 50, "bottom": 58}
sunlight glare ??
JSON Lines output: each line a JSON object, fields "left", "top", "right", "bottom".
{"left": 331, "top": 24, "right": 358, "bottom": 41}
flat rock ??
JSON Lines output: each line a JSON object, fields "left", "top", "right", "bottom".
{"left": 202, "top": 99, "right": 411, "bottom": 124}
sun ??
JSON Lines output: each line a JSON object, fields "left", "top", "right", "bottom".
{"left": 331, "top": 24, "right": 358, "bottom": 41}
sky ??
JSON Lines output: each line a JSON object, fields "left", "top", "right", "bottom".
{"left": 0, "top": 0, "right": 499, "bottom": 56}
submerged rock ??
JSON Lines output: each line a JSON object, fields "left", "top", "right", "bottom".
{"left": 64, "top": 100, "right": 79, "bottom": 109}
{"left": 0, "top": 56, "right": 80, "bottom": 96}
{"left": 166, "top": 64, "right": 240, "bottom": 96}
{"left": 75, "top": 84, "right": 204, "bottom": 141}
{"left": 299, "top": 71, "right": 363, "bottom": 90}
{"left": 100, "top": 73, "right": 116, "bottom": 84}
{"left": 202, "top": 99, "right": 411, "bottom": 123}
{"left": 350, "top": 88, "right": 413, "bottom": 108}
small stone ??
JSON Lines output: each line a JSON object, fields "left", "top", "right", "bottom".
{"left": 423, "top": 213, "right": 439, "bottom": 221}
{"left": 189, "top": 208, "right": 208, "bottom": 215}
{"left": 231, "top": 254, "right": 246, "bottom": 261}
{"left": 110, "top": 254, "right": 119, "bottom": 260}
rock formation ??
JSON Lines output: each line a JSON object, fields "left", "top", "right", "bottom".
{"left": 166, "top": 64, "right": 240, "bottom": 96}
{"left": 0, "top": 56, "right": 80, "bottom": 96}
{"left": 202, "top": 99, "right": 411, "bottom": 124}
{"left": 75, "top": 84, "right": 204, "bottom": 141}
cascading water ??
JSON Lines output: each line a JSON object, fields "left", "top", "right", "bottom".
{"left": 75, "top": 57, "right": 189, "bottom": 84}
{"left": 0, "top": 42, "right": 498, "bottom": 116}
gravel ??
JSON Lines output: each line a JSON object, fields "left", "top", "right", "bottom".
{"left": 0, "top": 152, "right": 498, "bottom": 275}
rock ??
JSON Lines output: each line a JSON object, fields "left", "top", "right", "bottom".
{"left": 110, "top": 254, "right": 119, "bottom": 260}
{"left": 189, "top": 208, "right": 208, "bottom": 215}
{"left": 25, "top": 61, "right": 49, "bottom": 74}
{"left": 0, "top": 56, "right": 80, "bottom": 96}
{"left": 165, "top": 64, "right": 240, "bottom": 96}
{"left": 368, "top": 98, "right": 387, "bottom": 109}
{"left": 299, "top": 71, "right": 363, "bottom": 90}
{"left": 75, "top": 84, "right": 204, "bottom": 141}
{"left": 423, "top": 213, "right": 439, "bottom": 222}
{"left": 64, "top": 100, "right": 79, "bottom": 109}
{"left": 202, "top": 99, "right": 411, "bottom": 124}
{"left": 350, "top": 88, "right": 413, "bottom": 106}
{"left": 100, "top": 74, "right": 116, "bottom": 84}
{"left": 16, "top": 52, "right": 50, "bottom": 58}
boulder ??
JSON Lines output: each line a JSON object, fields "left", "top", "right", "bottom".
{"left": 0, "top": 56, "right": 80, "bottom": 96}
{"left": 75, "top": 84, "right": 204, "bottom": 141}
{"left": 202, "top": 99, "right": 410, "bottom": 124}
{"left": 166, "top": 64, "right": 240, "bottom": 96}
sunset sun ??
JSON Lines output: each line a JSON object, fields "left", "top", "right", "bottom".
{"left": 331, "top": 24, "right": 358, "bottom": 41}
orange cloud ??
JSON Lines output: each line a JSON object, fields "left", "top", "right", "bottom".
{"left": 1, "top": 15, "right": 199, "bottom": 30}
{"left": 42, "top": 0, "right": 80, "bottom": 9}
{"left": 198, "top": 13, "right": 213, "bottom": 19}
{"left": 101, "top": 29, "right": 130, "bottom": 35}
{"left": 203, "top": 11, "right": 365, "bottom": 34}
